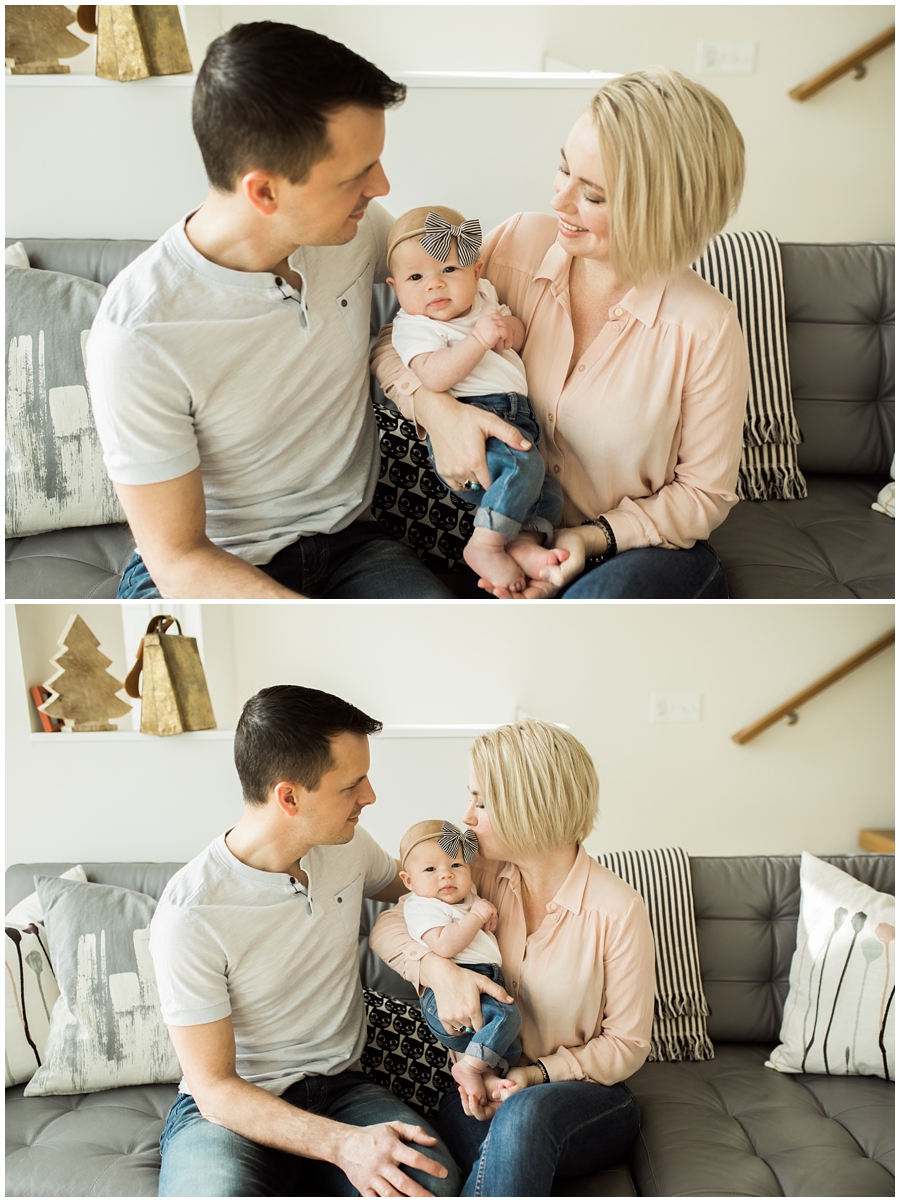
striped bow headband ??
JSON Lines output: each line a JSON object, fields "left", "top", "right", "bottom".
{"left": 438, "top": 821, "right": 479, "bottom": 864}
{"left": 420, "top": 212, "right": 483, "bottom": 268}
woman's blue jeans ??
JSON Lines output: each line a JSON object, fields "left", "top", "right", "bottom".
{"left": 421, "top": 963, "right": 522, "bottom": 1074}
{"left": 438, "top": 1077, "right": 640, "bottom": 1196}
{"left": 560, "top": 539, "right": 728, "bottom": 599}
{"left": 157, "top": 1070, "right": 460, "bottom": 1197}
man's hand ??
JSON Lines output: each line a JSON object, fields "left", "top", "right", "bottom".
{"left": 419, "top": 954, "right": 512, "bottom": 1035}
{"left": 414, "top": 391, "right": 531, "bottom": 493}
{"left": 470, "top": 898, "right": 498, "bottom": 933}
{"left": 337, "top": 1121, "right": 447, "bottom": 1198}
{"left": 473, "top": 309, "right": 517, "bottom": 352}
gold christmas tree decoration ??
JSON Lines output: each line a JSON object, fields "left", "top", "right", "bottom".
{"left": 41, "top": 614, "right": 132, "bottom": 732}
{"left": 5, "top": 6, "right": 90, "bottom": 74}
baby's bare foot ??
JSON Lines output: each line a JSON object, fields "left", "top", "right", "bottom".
{"left": 451, "top": 1057, "right": 489, "bottom": 1105}
{"left": 506, "top": 533, "right": 570, "bottom": 580}
{"left": 464, "top": 532, "right": 526, "bottom": 592}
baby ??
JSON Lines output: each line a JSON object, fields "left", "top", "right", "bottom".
{"left": 386, "top": 206, "right": 567, "bottom": 592}
{"left": 398, "top": 819, "right": 528, "bottom": 1106}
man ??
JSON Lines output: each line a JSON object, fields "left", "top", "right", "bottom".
{"left": 149, "top": 685, "right": 495, "bottom": 1195}
{"left": 87, "top": 22, "right": 527, "bottom": 600}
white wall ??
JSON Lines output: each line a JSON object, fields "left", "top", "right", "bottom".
{"left": 5, "top": 5, "right": 894, "bottom": 241}
{"left": 7, "top": 602, "right": 894, "bottom": 868}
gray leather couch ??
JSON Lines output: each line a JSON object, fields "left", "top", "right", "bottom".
{"left": 5, "top": 238, "right": 894, "bottom": 600}
{"left": 6, "top": 855, "right": 894, "bottom": 1197}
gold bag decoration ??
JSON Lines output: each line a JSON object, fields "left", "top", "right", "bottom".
{"left": 75, "top": 5, "right": 192, "bottom": 81}
{"left": 125, "top": 616, "right": 216, "bottom": 737}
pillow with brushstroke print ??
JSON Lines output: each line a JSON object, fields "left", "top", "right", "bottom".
{"left": 5, "top": 264, "right": 125, "bottom": 537}
{"left": 5, "top": 921, "right": 62, "bottom": 1086}
{"left": 23, "top": 875, "right": 180, "bottom": 1096}
{"left": 767, "top": 852, "right": 894, "bottom": 1080}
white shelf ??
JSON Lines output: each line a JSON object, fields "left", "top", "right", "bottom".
{"left": 7, "top": 70, "right": 616, "bottom": 91}
{"left": 30, "top": 723, "right": 504, "bottom": 743}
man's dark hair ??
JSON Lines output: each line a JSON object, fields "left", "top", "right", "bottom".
{"left": 234, "top": 685, "right": 382, "bottom": 804}
{"left": 193, "top": 22, "right": 406, "bottom": 192}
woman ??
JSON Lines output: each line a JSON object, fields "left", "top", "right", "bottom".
{"left": 370, "top": 721, "right": 655, "bottom": 1196}
{"left": 372, "top": 67, "right": 749, "bottom": 598}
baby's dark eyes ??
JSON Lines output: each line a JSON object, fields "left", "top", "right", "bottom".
{"left": 408, "top": 273, "right": 423, "bottom": 281}
{"left": 442, "top": 266, "right": 457, "bottom": 274}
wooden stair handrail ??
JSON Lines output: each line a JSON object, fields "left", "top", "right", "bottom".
{"left": 790, "top": 25, "right": 894, "bottom": 102}
{"left": 732, "top": 629, "right": 894, "bottom": 745}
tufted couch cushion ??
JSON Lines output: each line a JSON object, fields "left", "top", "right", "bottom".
{"left": 5, "top": 1082, "right": 174, "bottom": 1198}
{"left": 628, "top": 1043, "right": 894, "bottom": 1197}
{"left": 708, "top": 243, "right": 894, "bottom": 598}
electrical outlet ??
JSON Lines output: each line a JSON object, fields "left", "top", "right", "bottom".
{"left": 650, "top": 693, "right": 702, "bottom": 722}
{"left": 696, "top": 40, "right": 756, "bottom": 74}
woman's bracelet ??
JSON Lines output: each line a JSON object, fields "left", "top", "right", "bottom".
{"left": 580, "top": 515, "right": 617, "bottom": 569}
{"left": 532, "top": 1059, "right": 550, "bottom": 1084}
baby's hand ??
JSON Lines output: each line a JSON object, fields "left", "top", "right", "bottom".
{"left": 490, "top": 1066, "right": 536, "bottom": 1102}
{"left": 471, "top": 898, "right": 498, "bottom": 932}
{"left": 473, "top": 310, "right": 515, "bottom": 352}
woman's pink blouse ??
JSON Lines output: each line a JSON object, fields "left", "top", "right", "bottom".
{"left": 369, "top": 845, "right": 655, "bottom": 1086}
{"left": 371, "top": 212, "right": 750, "bottom": 551}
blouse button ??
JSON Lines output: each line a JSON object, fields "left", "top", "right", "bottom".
{"left": 609, "top": 322, "right": 620, "bottom": 332}
{"left": 578, "top": 364, "right": 586, "bottom": 372}
{"left": 275, "top": 277, "right": 283, "bottom": 286}
{"left": 547, "top": 413, "right": 554, "bottom": 422}
{"left": 612, "top": 307, "right": 623, "bottom": 317}
{"left": 553, "top": 464, "right": 561, "bottom": 474}
{"left": 341, "top": 298, "right": 348, "bottom": 307}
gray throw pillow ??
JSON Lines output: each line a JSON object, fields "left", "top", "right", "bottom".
{"left": 5, "top": 264, "right": 125, "bottom": 537}
{"left": 23, "top": 876, "right": 180, "bottom": 1096}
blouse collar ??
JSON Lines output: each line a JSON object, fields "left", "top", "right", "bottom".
{"left": 497, "top": 844, "right": 593, "bottom": 915}
{"left": 534, "top": 240, "right": 668, "bottom": 328}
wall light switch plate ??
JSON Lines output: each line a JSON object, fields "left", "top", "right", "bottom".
{"left": 650, "top": 693, "right": 702, "bottom": 722}
{"left": 697, "top": 40, "right": 756, "bottom": 74}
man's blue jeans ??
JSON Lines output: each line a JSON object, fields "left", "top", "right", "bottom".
{"left": 560, "top": 539, "right": 728, "bottom": 599}
{"left": 157, "top": 1070, "right": 461, "bottom": 1197}
{"left": 427, "top": 393, "right": 564, "bottom": 543}
{"left": 421, "top": 964, "right": 522, "bottom": 1074}
{"left": 438, "top": 1077, "right": 640, "bottom": 1196}
{"left": 117, "top": 518, "right": 453, "bottom": 599}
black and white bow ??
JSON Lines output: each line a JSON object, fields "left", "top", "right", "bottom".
{"left": 438, "top": 821, "right": 479, "bottom": 863}
{"left": 420, "top": 212, "right": 483, "bottom": 267}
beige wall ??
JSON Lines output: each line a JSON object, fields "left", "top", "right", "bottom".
{"left": 7, "top": 603, "right": 894, "bottom": 867}
{"left": 5, "top": 5, "right": 893, "bottom": 241}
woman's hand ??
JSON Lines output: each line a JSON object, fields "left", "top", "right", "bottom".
{"left": 418, "top": 954, "right": 512, "bottom": 1035}
{"left": 414, "top": 390, "right": 532, "bottom": 493}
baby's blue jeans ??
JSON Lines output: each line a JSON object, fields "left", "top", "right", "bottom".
{"left": 427, "top": 392, "right": 564, "bottom": 543}
{"left": 421, "top": 962, "right": 522, "bottom": 1075}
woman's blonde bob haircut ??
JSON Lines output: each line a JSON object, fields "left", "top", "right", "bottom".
{"left": 588, "top": 66, "right": 745, "bottom": 283}
{"left": 470, "top": 720, "right": 599, "bottom": 858}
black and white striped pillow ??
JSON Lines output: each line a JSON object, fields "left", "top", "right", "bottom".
{"left": 693, "top": 231, "right": 807, "bottom": 502}
{"left": 597, "top": 847, "right": 714, "bottom": 1062}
